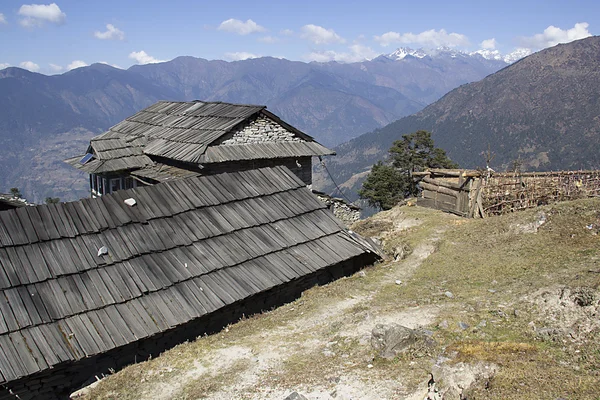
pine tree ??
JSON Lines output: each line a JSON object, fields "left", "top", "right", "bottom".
{"left": 359, "top": 130, "right": 457, "bottom": 210}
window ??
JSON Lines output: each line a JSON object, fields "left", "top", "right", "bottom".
{"left": 97, "top": 176, "right": 105, "bottom": 195}
{"left": 110, "top": 178, "right": 122, "bottom": 193}
{"left": 80, "top": 153, "right": 94, "bottom": 164}
{"left": 124, "top": 177, "right": 135, "bottom": 189}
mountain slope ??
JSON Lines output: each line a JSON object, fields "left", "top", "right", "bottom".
{"left": 0, "top": 53, "right": 506, "bottom": 201}
{"left": 322, "top": 36, "right": 600, "bottom": 198}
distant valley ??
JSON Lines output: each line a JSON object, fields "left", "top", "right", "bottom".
{"left": 321, "top": 36, "right": 600, "bottom": 200}
{"left": 0, "top": 48, "right": 508, "bottom": 202}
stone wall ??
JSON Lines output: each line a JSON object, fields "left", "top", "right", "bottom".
{"left": 0, "top": 253, "right": 378, "bottom": 400}
{"left": 313, "top": 192, "right": 361, "bottom": 227}
{"left": 219, "top": 116, "right": 303, "bottom": 145}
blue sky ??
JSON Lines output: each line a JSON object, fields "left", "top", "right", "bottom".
{"left": 0, "top": 0, "right": 597, "bottom": 74}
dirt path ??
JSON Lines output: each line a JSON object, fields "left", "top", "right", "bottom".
{"left": 147, "top": 219, "right": 445, "bottom": 400}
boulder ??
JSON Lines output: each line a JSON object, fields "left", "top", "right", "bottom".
{"left": 371, "top": 323, "right": 432, "bottom": 359}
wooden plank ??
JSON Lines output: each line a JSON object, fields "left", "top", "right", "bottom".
{"left": 420, "top": 182, "right": 459, "bottom": 197}
{"left": 0, "top": 211, "right": 28, "bottom": 246}
{"left": 37, "top": 323, "right": 74, "bottom": 362}
{"left": 104, "top": 304, "right": 138, "bottom": 342}
{"left": 64, "top": 315, "right": 102, "bottom": 356}
{"left": 63, "top": 202, "right": 86, "bottom": 234}
{"left": 429, "top": 168, "right": 481, "bottom": 177}
{"left": 0, "top": 289, "right": 19, "bottom": 332}
{"left": 5, "top": 247, "right": 31, "bottom": 285}
{"left": 36, "top": 205, "right": 61, "bottom": 240}
{"left": 136, "top": 296, "right": 170, "bottom": 331}
{"left": 93, "top": 308, "right": 128, "bottom": 347}
{"left": 9, "top": 332, "right": 43, "bottom": 374}
{"left": 16, "top": 286, "right": 43, "bottom": 326}
{"left": 173, "top": 281, "right": 208, "bottom": 317}
{"left": 114, "top": 303, "right": 147, "bottom": 339}
{"left": 14, "top": 207, "right": 38, "bottom": 243}
{"left": 128, "top": 299, "right": 161, "bottom": 336}
{"left": 57, "top": 276, "right": 86, "bottom": 314}
{"left": 24, "top": 244, "right": 53, "bottom": 281}
{"left": 0, "top": 249, "right": 21, "bottom": 286}
{"left": 100, "top": 194, "right": 133, "bottom": 226}
{"left": 4, "top": 288, "right": 32, "bottom": 329}
{"left": 0, "top": 335, "right": 28, "bottom": 379}
{"left": 85, "top": 310, "right": 117, "bottom": 350}
{"left": 22, "top": 327, "right": 59, "bottom": 368}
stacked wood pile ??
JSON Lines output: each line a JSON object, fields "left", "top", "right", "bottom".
{"left": 414, "top": 169, "right": 600, "bottom": 218}
{"left": 413, "top": 169, "right": 484, "bottom": 217}
{"left": 482, "top": 170, "right": 600, "bottom": 215}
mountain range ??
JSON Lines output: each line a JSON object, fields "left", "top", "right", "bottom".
{"left": 320, "top": 36, "right": 600, "bottom": 200}
{"left": 0, "top": 48, "right": 508, "bottom": 202}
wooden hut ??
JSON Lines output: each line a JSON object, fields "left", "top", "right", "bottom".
{"left": 0, "top": 166, "right": 380, "bottom": 399}
{"left": 65, "top": 101, "right": 334, "bottom": 197}
{"left": 414, "top": 169, "right": 600, "bottom": 217}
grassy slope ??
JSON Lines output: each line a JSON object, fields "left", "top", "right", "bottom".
{"left": 83, "top": 199, "right": 600, "bottom": 400}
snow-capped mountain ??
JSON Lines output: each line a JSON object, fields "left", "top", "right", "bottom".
{"left": 387, "top": 47, "right": 428, "bottom": 60}
{"left": 384, "top": 46, "right": 532, "bottom": 64}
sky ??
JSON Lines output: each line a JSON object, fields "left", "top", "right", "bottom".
{"left": 0, "top": 0, "right": 597, "bottom": 74}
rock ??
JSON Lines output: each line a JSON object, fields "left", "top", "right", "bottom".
{"left": 458, "top": 321, "right": 469, "bottom": 330}
{"left": 444, "top": 291, "right": 454, "bottom": 298}
{"left": 395, "top": 280, "right": 402, "bottom": 285}
{"left": 371, "top": 323, "right": 433, "bottom": 359}
{"left": 438, "top": 320, "right": 448, "bottom": 329}
{"left": 477, "top": 320, "right": 487, "bottom": 328}
{"left": 358, "top": 271, "right": 366, "bottom": 277}
{"left": 394, "top": 243, "right": 412, "bottom": 261}
{"left": 284, "top": 392, "right": 308, "bottom": 400}
{"left": 571, "top": 287, "right": 596, "bottom": 306}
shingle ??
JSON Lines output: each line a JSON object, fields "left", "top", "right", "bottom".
{"left": 0, "top": 166, "right": 379, "bottom": 389}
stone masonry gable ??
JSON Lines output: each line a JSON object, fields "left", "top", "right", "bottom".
{"left": 219, "top": 116, "right": 304, "bottom": 145}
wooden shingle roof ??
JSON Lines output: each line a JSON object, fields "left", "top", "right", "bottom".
{"left": 0, "top": 166, "right": 378, "bottom": 385}
{"left": 65, "top": 100, "right": 333, "bottom": 174}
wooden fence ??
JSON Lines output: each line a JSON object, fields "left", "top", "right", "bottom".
{"left": 413, "top": 169, "right": 600, "bottom": 218}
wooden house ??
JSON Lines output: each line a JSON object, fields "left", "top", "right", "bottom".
{"left": 65, "top": 101, "right": 334, "bottom": 197}
{"left": 0, "top": 166, "right": 380, "bottom": 399}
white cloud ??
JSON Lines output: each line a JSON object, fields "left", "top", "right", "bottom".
{"left": 128, "top": 50, "right": 166, "bottom": 64}
{"left": 18, "top": 3, "right": 66, "bottom": 27}
{"left": 223, "top": 52, "right": 260, "bottom": 61}
{"left": 280, "top": 29, "right": 294, "bottom": 36}
{"left": 300, "top": 24, "right": 345, "bottom": 45}
{"left": 67, "top": 60, "right": 87, "bottom": 70}
{"left": 480, "top": 38, "right": 497, "bottom": 50}
{"left": 49, "top": 63, "right": 63, "bottom": 72}
{"left": 374, "top": 28, "right": 469, "bottom": 47}
{"left": 305, "top": 44, "right": 378, "bottom": 63}
{"left": 218, "top": 19, "right": 265, "bottom": 35}
{"left": 94, "top": 24, "right": 125, "bottom": 40}
{"left": 19, "top": 61, "right": 40, "bottom": 72}
{"left": 0, "top": 63, "right": 10, "bottom": 69}
{"left": 258, "top": 35, "right": 279, "bottom": 44}
{"left": 0, "top": 13, "right": 7, "bottom": 24}
{"left": 519, "top": 22, "right": 592, "bottom": 49}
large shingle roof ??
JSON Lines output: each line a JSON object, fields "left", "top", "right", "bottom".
{"left": 65, "top": 100, "right": 333, "bottom": 174}
{"left": 0, "top": 166, "right": 378, "bottom": 386}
